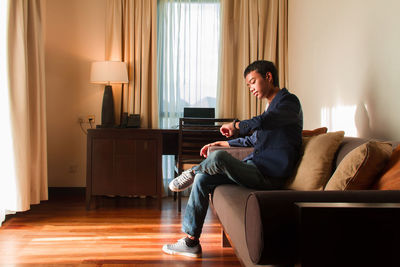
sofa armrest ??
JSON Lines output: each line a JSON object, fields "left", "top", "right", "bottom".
{"left": 208, "top": 146, "right": 253, "bottom": 161}
{"left": 245, "top": 190, "right": 400, "bottom": 265}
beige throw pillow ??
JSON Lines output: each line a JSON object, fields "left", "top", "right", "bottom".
{"left": 286, "top": 131, "right": 345, "bottom": 190}
{"left": 325, "top": 141, "right": 392, "bottom": 190}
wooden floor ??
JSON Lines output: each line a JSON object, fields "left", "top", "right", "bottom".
{"left": 0, "top": 191, "right": 241, "bottom": 266}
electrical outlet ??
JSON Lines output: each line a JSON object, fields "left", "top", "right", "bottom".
{"left": 78, "top": 115, "right": 95, "bottom": 124}
{"left": 87, "top": 115, "right": 95, "bottom": 124}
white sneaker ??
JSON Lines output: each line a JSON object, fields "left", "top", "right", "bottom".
{"left": 169, "top": 169, "right": 195, "bottom": 192}
{"left": 162, "top": 237, "right": 202, "bottom": 258}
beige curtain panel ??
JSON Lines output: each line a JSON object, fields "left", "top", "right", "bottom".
{"left": 7, "top": 0, "right": 48, "bottom": 211}
{"left": 106, "top": 0, "right": 158, "bottom": 128}
{"left": 218, "top": 0, "right": 288, "bottom": 120}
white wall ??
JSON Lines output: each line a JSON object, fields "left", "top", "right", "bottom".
{"left": 289, "top": 0, "right": 400, "bottom": 140}
{"left": 45, "top": 0, "right": 106, "bottom": 187}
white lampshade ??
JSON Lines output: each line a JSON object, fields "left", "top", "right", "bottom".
{"left": 90, "top": 61, "right": 129, "bottom": 84}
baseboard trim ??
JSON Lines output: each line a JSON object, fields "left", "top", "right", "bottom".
{"left": 48, "top": 187, "right": 86, "bottom": 199}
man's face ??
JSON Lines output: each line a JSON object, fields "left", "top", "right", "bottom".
{"left": 245, "top": 70, "right": 272, "bottom": 99}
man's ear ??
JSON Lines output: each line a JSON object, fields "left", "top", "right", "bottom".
{"left": 266, "top": 72, "right": 272, "bottom": 83}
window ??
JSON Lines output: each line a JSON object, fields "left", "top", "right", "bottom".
{"left": 157, "top": 0, "right": 221, "bottom": 194}
{"left": 157, "top": 0, "right": 221, "bottom": 129}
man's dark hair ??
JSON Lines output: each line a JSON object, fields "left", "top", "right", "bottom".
{"left": 243, "top": 60, "right": 279, "bottom": 87}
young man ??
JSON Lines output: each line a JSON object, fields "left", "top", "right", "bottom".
{"left": 162, "top": 60, "right": 303, "bottom": 258}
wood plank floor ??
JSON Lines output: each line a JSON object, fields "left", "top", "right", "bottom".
{"left": 0, "top": 191, "right": 241, "bottom": 266}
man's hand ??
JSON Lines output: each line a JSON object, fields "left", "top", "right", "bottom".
{"left": 200, "top": 141, "right": 229, "bottom": 158}
{"left": 220, "top": 122, "right": 238, "bottom": 138}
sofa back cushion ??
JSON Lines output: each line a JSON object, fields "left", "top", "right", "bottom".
{"left": 286, "top": 131, "right": 345, "bottom": 190}
{"left": 325, "top": 141, "right": 392, "bottom": 190}
{"left": 334, "top": 137, "right": 369, "bottom": 168}
{"left": 372, "top": 145, "right": 400, "bottom": 190}
{"left": 302, "top": 127, "right": 328, "bottom": 137}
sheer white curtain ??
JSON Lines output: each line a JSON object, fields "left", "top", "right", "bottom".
{"left": 1, "top": 0, "right": 48, "bottom": 226}
{"left": 157, "top": 0, "right": 221, "bottom": 195}
{"left": 0, "top": 0, "right": 16, "bottom": 226}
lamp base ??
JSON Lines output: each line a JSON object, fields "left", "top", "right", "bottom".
{"left": 101, "top": 85, "right": 115, "bottom": 127}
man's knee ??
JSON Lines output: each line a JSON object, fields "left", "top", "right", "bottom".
{"left": 207, "top": 149, "right": 229, "bottom": 164}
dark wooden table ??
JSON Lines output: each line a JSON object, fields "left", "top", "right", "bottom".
{"left": 86, "top": 128, "right": 178, "bottom": 210}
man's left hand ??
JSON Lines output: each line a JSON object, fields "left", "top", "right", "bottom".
{"left": 220, "top": 122, "right": 236, "bottom": 138}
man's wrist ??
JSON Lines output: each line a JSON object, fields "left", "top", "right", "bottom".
{"left": 233, "top": 119, "right": 240, "bottom": 130}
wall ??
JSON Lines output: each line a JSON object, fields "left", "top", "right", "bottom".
{"left": 45, "top": 0, "right": 106, "bottom": 187}
{"left": 288, "top": 0, "right": 400, "bottom": 140}
{"left": 44, "top": 0, "right": 400, "bottom": 186}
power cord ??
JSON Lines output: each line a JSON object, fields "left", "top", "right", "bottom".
{"left": 79, "top": 119, "right": 87, "bottom": 135}
{"left": 78, "top": 118, "right": 95, "bottom": 135}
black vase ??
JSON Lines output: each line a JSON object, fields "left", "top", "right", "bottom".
{"left": 101, "top": 85, "right": 115, "bottom": 127}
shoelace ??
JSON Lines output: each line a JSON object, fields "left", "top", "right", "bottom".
{"left": 171, "top": 238, "right": 186, "bottom": 248}
{"left": 176, "top": 171, "right": 193, "bottom": 186}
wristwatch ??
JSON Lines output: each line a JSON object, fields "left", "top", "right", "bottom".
{"left": 233, "top": 119, "right": 240, "bottom": 130}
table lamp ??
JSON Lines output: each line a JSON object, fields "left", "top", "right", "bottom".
{"left": 90, "top": 61, "right": 129, "bottom": 127}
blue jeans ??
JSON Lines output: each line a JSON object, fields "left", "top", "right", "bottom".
{"left": 181, "top": 150, "right": 276, "bottom": 238}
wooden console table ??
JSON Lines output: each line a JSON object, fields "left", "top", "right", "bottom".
{"left": 86, "top": 128, "right": 178, "bottom": 210}
{"left": 296, "top": 202, "right": 400, "bottom": 267}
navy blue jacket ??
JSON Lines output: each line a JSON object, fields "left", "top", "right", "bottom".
{"left": 228, "top": 88, "right": 303, "bottom": 181}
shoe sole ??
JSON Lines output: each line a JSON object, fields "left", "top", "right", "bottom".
{"left": 162, "top": 245, "right": 202, "bottom": 258}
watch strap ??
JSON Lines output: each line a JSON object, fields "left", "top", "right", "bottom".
{"left": 233, "top": 119, "right": 240, "bottom": 130}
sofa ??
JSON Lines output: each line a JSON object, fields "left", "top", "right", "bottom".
{"left": 209, "top": 135, "right": 400, "bottom": 267}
